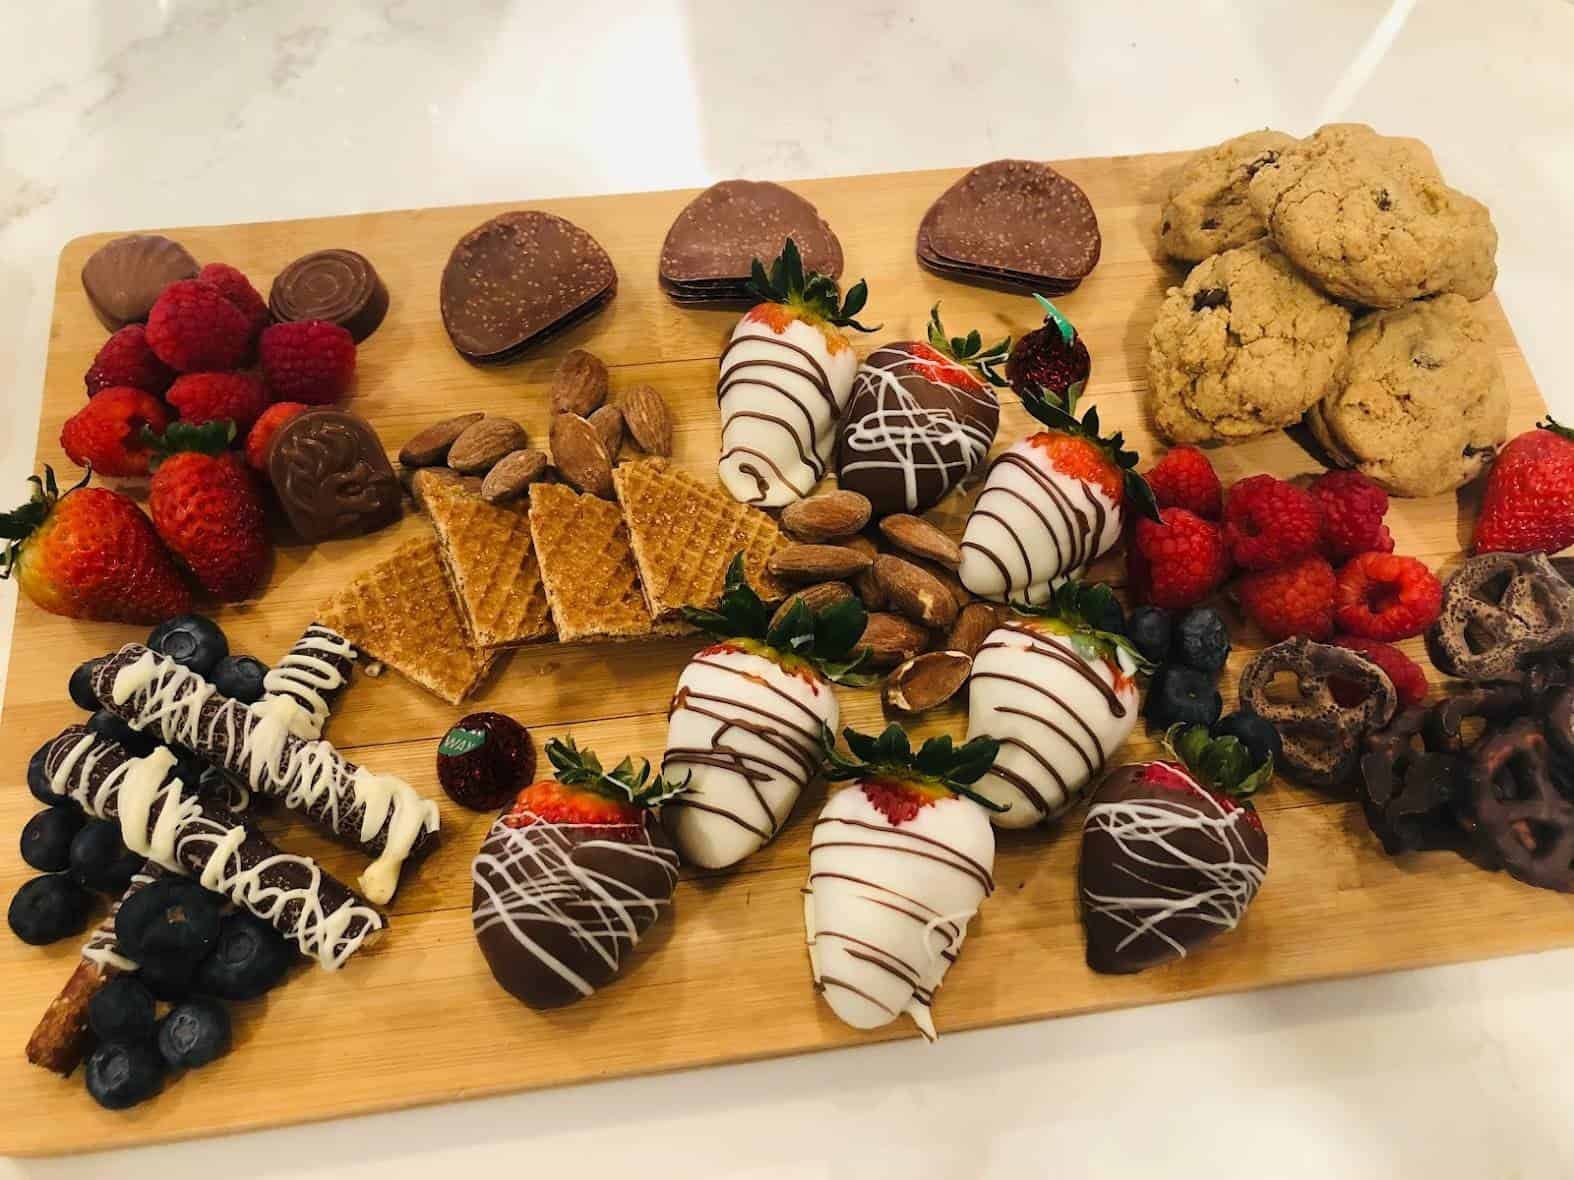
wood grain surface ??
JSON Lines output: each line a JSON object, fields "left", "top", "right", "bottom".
{"left": 2, "top": 152, "right": 1568, "bottom": 1156}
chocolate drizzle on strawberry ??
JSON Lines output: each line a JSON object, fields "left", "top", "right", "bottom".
{"left": 1018, "top": 383, "right": 1161, "bottom": 524}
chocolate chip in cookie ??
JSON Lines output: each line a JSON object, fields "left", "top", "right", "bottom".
{"left": 1156, "top": 129, "right": 1298, "bottom": 264}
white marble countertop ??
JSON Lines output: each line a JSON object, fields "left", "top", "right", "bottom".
{"left": 4, "top": 2, "right": 1574, "bottom": 1176}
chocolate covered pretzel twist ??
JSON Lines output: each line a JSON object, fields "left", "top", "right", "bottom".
{"left": 93, "top": 643, "right": 437, "bottom": 903}
{"left": 1427, "top": 552, "right": 1574, "bottom": 682}
{"left": 40, "top": 725, "right": 385, "bottom": 968}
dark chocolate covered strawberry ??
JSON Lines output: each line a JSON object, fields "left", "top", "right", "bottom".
{"left": 1006, "top": 294, "right": 1090, "bottom": 401}
{"left": 1079, "top": 723, "right": 1273, "bottom": 974}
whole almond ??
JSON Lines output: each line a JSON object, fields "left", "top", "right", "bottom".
{"left": 781, "top": 490, "right": 872, "bottom": 543}
{"left": 768, "top": 580, "right": 854, "bottom": 631}
{"left": 768, "top": 543, "right": 873, "bottom": 583}
{"left": 621, "top": 384, "right": 674, "bottom": 456}
{"left": 873, "top": 554, "right": 959, "bottom": 629}
{"left": 448, "top": 417, "right": 528, "bottom": 474}
{"left": 946, "top": 601, "right": 1001, "bottom": 658}
{"left": 856, "top": 612, "right": 930, "bottom": 669}
{"left": 550, "top": 413, "right": 614, "bottom": 498}
{"left": 879, "top": 514, "right": 961, "bottom": 568}
{"left": 481, "top": 448, "right": 550, "bottom": 504}
{"left": 910, "top": 555, "right": 972, "bottom": 610}
{"left": 589, "top": 404, "right": 625, "bottom": 459}
{"left": 550, "top": 348, "right": 608, "bottom": 416}
{"left": 399, "top": 411, "right": 485, "bottom": 467}
{"left": 884, "top": 650, "right": 973, "bottom": 713}
{"left": 842, "top": 535, "right": 886, "bottom": 609}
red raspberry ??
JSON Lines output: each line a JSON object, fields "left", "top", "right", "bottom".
{"left": 1127, "top": 507, "right": 1230, "bottom": 610}
{"left": 1310, "top": 470, "right": 1394, "bottom": 562}
{"left": 197, "top": 262, "right": 270, "bottom": 348}
{"left": 1331, "top": 635, "right": 1428, "bottom": 708}
{"left": 1146, "top": 445, "right": 1222, "bottom": 520}
{"left": 259, "top": 320, "right": 356, "bottom": 405}
{"left": 1223, "top": 475, "right": 1323, "bottom": 570}
{"left": 166, "top": 372, "right": 269, "bottom": 434}
{"left": 145, "top": 279, "right": 253, "bottom": 373}
{"left": 1334, "top": 552, "right": 1443, "bottom": 641}
{"left": 60, "top": 387, "right": 172, "bottom": 477}
{"left": 245, "top": 401, "right": 310, "bottom": 471}
{"left": 1235, "top": 554, "right": 1336, "bottom": 641}
{"left": 84, "top": 324, "right": 175, "bottom": 397}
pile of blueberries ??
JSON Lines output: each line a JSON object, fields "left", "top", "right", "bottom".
{"left": 1129, "top": 605, "right": 1284, "bottom": 772}
{"left": 7, "top": 614, "right": 291, "bottom": 1109}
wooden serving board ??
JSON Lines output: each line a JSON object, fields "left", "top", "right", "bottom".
{"left": 3, "top": 152, "right": 1569, "bottom": 1157}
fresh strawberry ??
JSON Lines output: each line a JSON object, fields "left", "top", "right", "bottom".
{"left": 1474, "top": 419, "right": 1574, "bottom": 555}
{"left": 807, "top": 723, "right": 1002, "bottom": 1038}
{"left": 502, "top": 737, "right": 688, "bottom": 839}
{"left": 84, "top": 324, "right": 175, "bottom": 397}
{"left": 0, "top": 467, "right": 190, "bottom": 623}
{"left": 60, "top": 387, "right": 171, "bottom": 477}
{"left": 243, "top": 401, "right": 309, "bottom": 472}
{"left": 1146, "top": 444, "right": 1223, "bottom": 520}
{"left": 145, "top": 279, "right": 253, "bottom": 373}
{"left": 1006, "top": 294, "right": 1090, "bottom": 401}
{"left": 1080, "top": 722, "right": 1272, "bottom": 974}
{"left": 663, "top": 554, "right": 871, "bottom": 869}
{"left": 165, "top": 371, "right": 268, "bottom": 433}
{"left": 259, "top": 320, "right": 357, "bottom": 405}
{"left": 146, "top": 422, "right": 271, "bottom": 601}
{"left": 196, "top": 262, "right": 270, "bottom": 348}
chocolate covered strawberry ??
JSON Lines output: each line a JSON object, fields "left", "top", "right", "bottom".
{"left": 147, "top": 421, "right": 271, "bottom": 602}
{"left": 472, "top": 737, "right": 687, "bottom": 1009}
{"left": 1079, "top": 724, "right": 1273, "bottom": 974}
{"left": 805, "top": 724, "right": 1002, "bottom": 1040}
{"left": 959, "top": 382, "right": 1158, "bottom": 604}
{"left": 0, "top": 467, "right": 190, "bottom": 623}
{"left": 967, "top": 581, "right": 1147, "bottom": 827}
{"left": 1006, "top": 294, "right": 1090, "bottom": 401}
{"left": 662, "top": 554, "right": 872, "bottom": 869}
{"left": 717, "top": 239, "right": 875, "bottom": 507}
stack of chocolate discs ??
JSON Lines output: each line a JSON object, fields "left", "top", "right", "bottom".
{"left": 659, "top": 179, "right": 842, "bottom": 308}
{"left": 269, "top": 248, "right": 389, "bottom": 342}
{"left": 917, "top": 159, "right": 1101, "bottom": 294}
{"left": 440, "top": 211, "right": 617, "bottom": 364}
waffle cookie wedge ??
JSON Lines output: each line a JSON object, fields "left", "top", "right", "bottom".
{"left": 527, "top": 481, "right": 656, "bottom": 643}
{"left": 317, "top": 535, "right": 497, "bottom": 704}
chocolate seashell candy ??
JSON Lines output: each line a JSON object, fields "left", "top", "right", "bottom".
{"left": 81, "top": 234, "right": 199, "bottom": 331}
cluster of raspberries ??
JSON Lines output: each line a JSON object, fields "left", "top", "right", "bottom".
{"left": 63, "top": 264, "right": 357, "bottom": 479}
{"left": 1129, "top": 447, "right": 1442, "bottom": 706}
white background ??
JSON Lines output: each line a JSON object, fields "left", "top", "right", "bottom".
{"left": 4, "top": 2, "right": 1574, "bottom": 1176}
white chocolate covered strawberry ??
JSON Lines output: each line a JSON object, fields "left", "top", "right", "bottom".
{"left": 717, "top": 240, "right": 875, "bottom": 507}
{"left": 966, "top": 582, "right": 1146, "bottom": 827}
{"left": 661, "top": 555, "right": 872, "bottom": 869}
{"left": 804, "top": 724, "right": 1003, "bottom": 1040}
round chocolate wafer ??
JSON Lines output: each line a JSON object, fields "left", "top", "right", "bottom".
{"left": 80, "top": 234, "right": 199, "bottom": 331}
{"left": 440, "top": 211, "right": 617, "bottom": 364}
{"left": 660, "top": 179, "right": 842, "bottom": 289}
{"left": 919, "top": 160, "right": 1101, "bottom": 290}
{"left": 270, "top": 248, "right": 389, "bottom": 342}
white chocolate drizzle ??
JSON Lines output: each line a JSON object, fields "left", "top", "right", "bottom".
{"left": 261, "top": 624, "right": 356, "bottom": 739}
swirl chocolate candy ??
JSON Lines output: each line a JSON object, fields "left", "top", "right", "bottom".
{"left": 269, "top": 248, "right": 389, "bottom": 342}
{"left": 267, "top": 408, "right": 402, "bottom": 542}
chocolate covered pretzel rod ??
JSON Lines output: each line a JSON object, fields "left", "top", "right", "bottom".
{"left": 93, "top": 644, "right": 437, "bottom": 903}
{"left": 41, "top": 725, "right": 386, "bottom": 968}
{"left": 259, "top": 621, "right": 358, "bottom": 740}
{"left": 26, "top": 864, "right": 164, "bottom": 1075}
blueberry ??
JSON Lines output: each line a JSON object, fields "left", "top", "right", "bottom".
{"left": 1127, "top": 606, "right": 1172, "bottom": 665}
{"left": 157, "top": 999, "right": 232, "bottom": 1070}
{"left": 89, "top": 977, "right": 158, "bottom": 1044}
{"left": 211, "top": 654, "right": 268, "bottom": 704}
{"left": 1144, "top": 664, "right": 1223, "bottom": 730}
{"left": 7, "top": 874, "right": 92, "bottom": 945}
{"left": 197, "top": 911, "right": 294, "bottom": 1000}
{"left": 69, "top": 656, "right": 108, "bottom": 712}
{"left": 136, "top": 953, "right": 199, "bottom": 1002}
{"left": 70, "top": 820, "right": 143, "bottom": 894}
{"left": 87, "top": 709, "right": 154, "bottom": 757}
{"left": 21, "top": 807, "right": 85, "bottom": 872}
{"left": 1175, "top": 608, "right": 1231, "bottom": 676}
{"left": 116, "top": 878, "right": 222, "bottom": 967}
{"left": 1214, "top": 709, "right": 1284, "bottom": 772}
{"left": 27, "top": 742, "right": 78, "bottom": 811}
{"left": 85, "top": 1040, "right": 165, "bottom": 1109}
{"left": 147, "top": 615, "right": 228, "bottom": 678}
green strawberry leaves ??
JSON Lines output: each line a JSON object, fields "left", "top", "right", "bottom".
{"left": 0, "top": 466, "right": 86, "bottom": 578}
{"left": 140, "top": 420, "right": 236, "bottom": 471}
{"left": 824, "top": 723, "right": 1007, "bottom": 812}
{"left": 1166, "top": 723, "right": 1274, "bottom": 800}
{"left": 745, "top": 238, "right": 879, "bottom": 332}
{"left": 927, "top": 303, "right": 1010, "bottom": 387}
{"left": 1008, "top": 579, "right": 1154, "bottom": 674}
{"left": 544, "top": 735, "right": 690, "bottom": 809}
{"left": 1017, "top": 384, "right": 1161, "bottom": 523}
